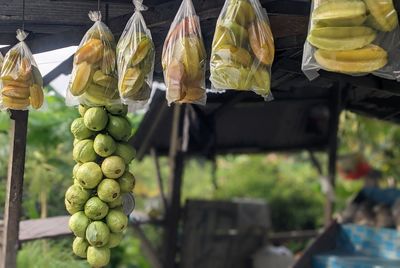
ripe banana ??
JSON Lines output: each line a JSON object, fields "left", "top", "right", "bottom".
{"left": 312, "top": 0, "right": 367, "bottom": 26}
{"left": 30, "top": 84, "right": 44, "bottom": 109}
{"left": 364, "top": 0, "right": 398, "bottom": 32}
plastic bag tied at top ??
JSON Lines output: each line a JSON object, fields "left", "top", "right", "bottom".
{"left": 162, "top": 0, "right": 207, "bottom": 105}
{"left": 116, "top": 0, "right": 155, "bottom": 109}
{"left": 210, "top": 0, "right": 275, "bottom": 98}
{"left": 67, "top": 11, "right": 120, "bottom": 107}
{"left": 0, "top": 30, "right": 44, "bottom": 110}
{"left": 302, "top": 0, "right": 400, "bottom": 81}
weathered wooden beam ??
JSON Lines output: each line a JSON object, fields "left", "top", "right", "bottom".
{"left": 1, "top": 110, "right": 29, "bottom": 268}
{"left": 151, "top": 148, "right": 168, "bottom": 213}
{"left": 132, "top": 225, "right": 163, "bottom": 268}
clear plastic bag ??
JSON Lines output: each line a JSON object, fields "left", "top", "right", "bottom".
{"left": 162, "top": 0, "right": 207, "bottom": 105}
{"left": 302, "top": 0, "right": 400, "bottom": 81}
{"left": 0, "top": 30, "right": 44, "bottom": 110}
{"left": 210, "top": 0, "right": 274, "bottom": 98}
{"left": 116, "top": 0, "right": 155, "bottom": 110}
{"left": 67, "top": 11, "right": 120, "bottom": 107}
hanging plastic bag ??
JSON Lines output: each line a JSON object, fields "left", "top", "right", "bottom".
{"left": 0, "top": 30, "right": 44, "bottom": 110}
{"left": 162, "top": 0, "right": 207, "bottom": 105}
{"left": 302, "top": 0, "right": 400, "bottom": 81}
{"left": 210, "top": 0, "right": 274, "bottom": 98}
{"left": 67, "top": 11, "right": 120, "bottom": 107}
{"left": 0, "top": 52, "right": 3, "bottom": 69}
{"left": 116, "top": 0, "right": 155, "bottom": 110}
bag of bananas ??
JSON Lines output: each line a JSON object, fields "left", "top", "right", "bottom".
{"left": 0, "top": 30, "right": 44, "bottom": 110}
{"left": 116, "top": 0, "right": 155, "bottom": 110}
{"left": 303, "top": 0, "right": 400, "bottom": 80}
{"left": 67, "top": 11, "right": 120, "bottom": 107}
{"left": 162, "top": 0, "right": 207, "bottom": 105}
{"left": 210, "top": 0, "right": 274, "bottom": 98}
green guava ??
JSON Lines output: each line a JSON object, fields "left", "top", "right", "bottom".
{"left": 107, "top": 195, "right": 123, "bottom": 208}
{"left": 105, "top": 104, "right": 128, "bottom": 116}
{"left": 73, "top": 139, "right": 97, "bottom": 163}
{"left": 65, "top": 198, "right": 83, "bottom": 215}
{"left": 73, "top": 163, "right": 81, "bottom": 179}
{"left": 108, "top": 232, "right": 123, "bottom": 248}
{"left": 115, "top": 142, "right": 136, "bottom": 164}
{"left": 73, "top": 178, "right": 80, "bottom": 185}
{"left": 76, "top": 162, "right": 103, "bottom": 189}
{"left": 94, "top": 133, "right": 116, "bottom": 157}
{"left": 78, "top": 104, "right": 88, "bottom": 117}
{"left": 86, "top": 221, "right": 110, "bottom": 247}
{"left": 84, "top": 196, "right": 109, "bottom": 220}
{"left": 118, "top": 171, "right": 136, "bottom": 193}
{"left": 87, "top": 246, "right": 110, "bottom": 268}
{"left": 69, "top": 211, "right": 90, "bottom": 238}
{"left": 72, "top": 237, "right": 89, "bottom": 258}
{"left": 107, "top": 115, "right": 132, "bottom": 141}
{"left": 101, "top": 156, "right": 126, "bottom": 179}
{"left": 71, "top": 118, "right": 94, "bottom": 140}
{"left": 106, "top": 209, "right": 128, "bottom": 233}
{"left": 84, "top": 107, "right": 108, "bottom": 131}
{"left": 73, "top": 138, "right": 80, "bottom": 146}
{"left": 65, "top": 185, "right": 90, "bottom": 207}
{"left": 97, "top": 179, "right": 121, "bottom": 203}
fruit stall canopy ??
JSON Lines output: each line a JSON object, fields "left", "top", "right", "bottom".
{"left": 0, "top": 0, "right": 399, "bottom": 125}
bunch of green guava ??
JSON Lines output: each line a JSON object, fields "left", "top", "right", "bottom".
{"left": 65, "top": 104, "right": 137, "bottom": 267}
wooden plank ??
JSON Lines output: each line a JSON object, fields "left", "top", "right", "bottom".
{"left": 1, "top": 110, "right": 29, "bottom": 268}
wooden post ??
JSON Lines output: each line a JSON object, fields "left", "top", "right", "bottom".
{"left": 151, "top": 148, "right": 168, "bottom": 213}
{"left": 1, "top": 110, "right": 29, "bottom": 268}
{"left": 163, "top": 104, "right": 186, "bottom": 268}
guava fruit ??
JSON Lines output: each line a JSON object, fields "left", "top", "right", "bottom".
{"left": 86, "top": 221, "right": 110, "bottom": 247}
{"left": 76, "top": 162, "right": 103, "bottom": 189}
{"left": 73, "top": 163, "right": 81, "bottom": 179}
{"left": 98, "top": 179, "right": 121, "bottom": 203}
{"left": 71, "top": 118, "right": 94, "bottom": 140}
{"left": 78, "top": 104, "right": 88, "bottom": 117}
{"left": 118, "top": 171, "right": 136, "bottom": 193}
{"left": 94, "top": 134, "right": 116, "bottom": 157}
{"left": 84, "top": 196, "right": 109, "bottom": 220}
{"left": 87, "top": 246, "right": 110, "bottom": 268}
{"left": 73, "top": 139, "right": 97, "bottom": 163}
{"left": 101, "top": 156, "right": 126, "bottom": 179}
{"left": 105, "top": 104, "right": 128, "bottom": 116}
{"left": 69, "top": 211, "right": 90, "bottom": 238}
{"left": 106, "top": 209, "right": 128, "bottom": 233}
{"left": 65, "top": 185, "right": 91, "bottom": 207}
{"left": 107, "top": 115, "right": 132, "bottom": 141}
{"left": 107, "top": 195, "right": 123, "bottom": 208}
{"left": 84, "top": 107, "right": 108, "bottom": 131}
{"left": 73, "top": 138, "right": 80, "bottom": 146}
{"left": 72, "top": 237, "right": 89, "bottom": 258}
{"left": 108, "top": 232, "right": 123, "bottom": 248}
{"left": 74, "top": 178, "right": 80, "bottom": 185}
{"left": 65, "top": 198, "right": 83, "bottom": 215}
{"left": 115, "top": 142, "right": 136, "bottom": 164}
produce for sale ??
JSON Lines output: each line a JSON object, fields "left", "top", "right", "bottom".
{"left": 67, "top": 11, "right": 120, "bottom": 106}
{"left": 116, "top": 0, "right": 155, "bottom": 106}
{"left": 303, "top": 0, "right": 399, "bottom": 79}
{"left": 162, "top": 0, "right": 207, "bottom": 105}
{"left": 65, "top": 104, "right": 137, "bottom": 266}
{"left": 0, "top": 30, "right": 44, "bottom": 110}
{"left": 210, "top": 0, "right": 274, "bottom": 97}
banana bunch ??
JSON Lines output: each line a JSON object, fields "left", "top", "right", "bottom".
{"left": 210, "top": 0, "right": 274, "bottom": 96}
{"left": 308, "top": 0, "right": 398, "bottom": 74}
{"left": 0, "top": 48, "right": 44, "bottom": 110}
{"left": 117, "top": 32, "right": 155, "bottom": 102}
{"left": 69, "top": 24, "right": 120, "bottom": 106}
{"left": 66, "top": 104, "right": 137, "bottom": 267}
{"left": 162, "top": 12, "right": 207, "bottom": 104}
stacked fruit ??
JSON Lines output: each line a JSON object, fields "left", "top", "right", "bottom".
{"left": 0, "top": 49, "right": 44, "bottom": 110}
{"left": 308, "top": 0, "right": 398, "bottom": 74}
{"left": 69, "top": 26, "right": 120, "bottom": 106}
{"left": 117, "top": 30, "right": 155, "bottom": 102}
{"left": 162, "top": 16, "right": 207, "bottom": 104}
{"left": 210, "top": 0, "right": 274, "bottom": 96}
{"left": 65, "top": 104, "right": 136, "bottom": 267}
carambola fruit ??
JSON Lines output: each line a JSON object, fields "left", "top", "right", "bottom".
{"left": 70, "top": 62, "right": 93, "bottom": 96}
{"left": 2, "top": 85, "right": 30, "bottom": 99}
{"left": 364, "top": 0, "right": 398, "bottom": 32}
{"left": 308, "top": 26, "right": 376, "bottom": 51}
{"left": 314, "top": 45, "right": 388, "bottom": 73}
{"left": 211, "top": 64, "right": 251, "bottom": 90}
{"left": 130, "top": 36, "right": 153, "bottom": 66}
{"left": 248, "top": 20, "right": 275, "bottom": 65}
{"left": 312, "top": 0, "right": 367, "bottom": 27}
{"left": 1, "top": 96, "right": 30, "bottom": 110}
{"left": 93, "top": 70, "right": 117, "bottom": 89}
{"left": 29, "top": 84, "right": 44, "bottom": 109}
{"left": 225, "top": 0, "right": 256, "bottom": 27}
{"left": 213, "top": 21, "right": 248, "bottom": 48}
{"left": 120, "top": 67, "right": 144, "bottom": 98}
{"left": 252, "top": 67, "right": 271, "bottom": 96}
{"left": 213, "top": 45, "right": 252, "bottom": 67}
{"left": 75, "top": 39, "right": 104, "bottom": 64}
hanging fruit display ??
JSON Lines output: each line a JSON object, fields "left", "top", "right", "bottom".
{"left": 209, "top": 0, "right": 274, "bottom": 98}
{"left": 302, "top": 0, "right": 399, "bottom": 80}
{"left": 66, "top": 103, "right": 136, "bottom": 267}
{"left": 0, "top": 30, "right": 44, "bottom": 110}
